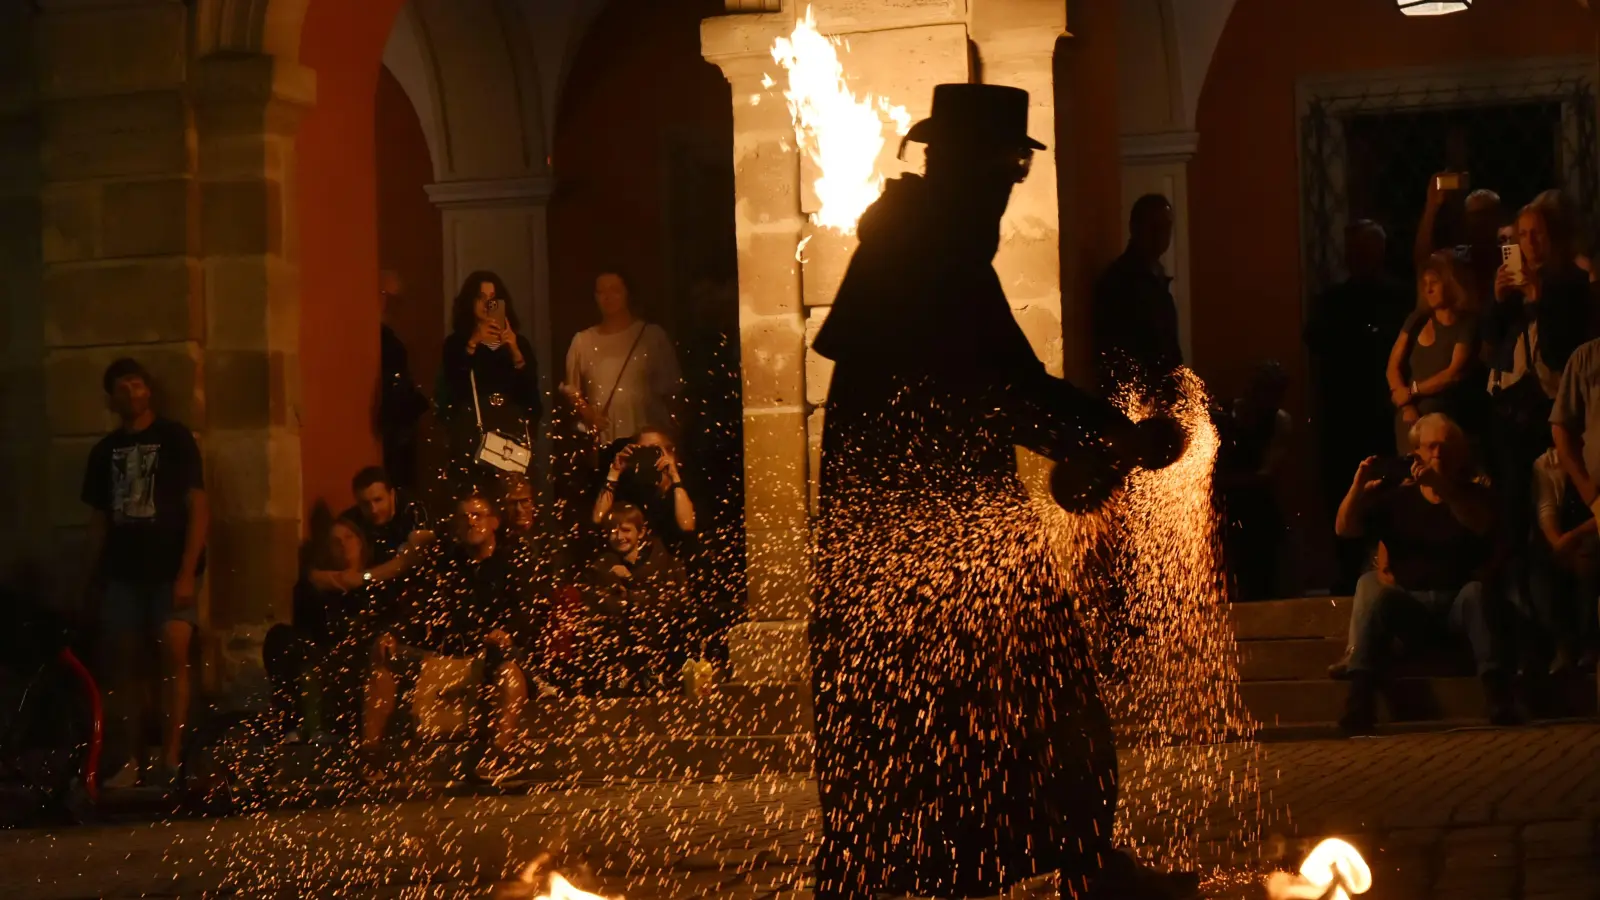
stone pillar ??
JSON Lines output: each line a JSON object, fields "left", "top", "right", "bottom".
{"left": 190, "top": 54, "right": 313, "bottom": 652}
{"left": 0, "top": 2, "right": 44, "bottom": 576}
{"left": 972, "top": 0, "right": 1069, "bottom": 378}
{"left": 703, "top": 13, "right": 812, "bottom": 684}
{"left": 34, "top": 0, "right": 204, "bottom": 601}
{"left": 1121, "top": 131, "right": 1198, "bottom": 362}
{"left": 425, "top": 177, "right": 557, "bottom": 476}
{"left": 1057, "top": 0, "right": 1124, "bottom": 388}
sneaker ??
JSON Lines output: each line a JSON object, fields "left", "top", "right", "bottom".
{"left": 102, "top": 760, "right": 141, "bottom": 790}
{"left": 1327, "top": 650, "right": 1353, "bottom": 681}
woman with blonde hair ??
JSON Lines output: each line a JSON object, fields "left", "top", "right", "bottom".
{"left": 1386, "top": 250, "right": 1480, "bottom": 453}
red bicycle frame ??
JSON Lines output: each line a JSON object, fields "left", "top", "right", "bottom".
{"left": 55, "top": 648, "right": 103, "bottom": 805}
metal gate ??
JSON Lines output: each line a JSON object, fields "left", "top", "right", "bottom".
{"left": 1298, "top": 58, "right": 1599, "bottom": 304}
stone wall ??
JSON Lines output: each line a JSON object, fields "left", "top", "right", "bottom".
{"left": 15, "top": 1, "right": 307, "bottom": 697}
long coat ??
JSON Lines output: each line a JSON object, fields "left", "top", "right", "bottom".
{"left": 810, "top": 174, "right": 1138, "bottom": 899}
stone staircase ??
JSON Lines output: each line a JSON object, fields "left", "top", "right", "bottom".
{"left": 1235, "top": 596, "right": 1598, "bottom": 739}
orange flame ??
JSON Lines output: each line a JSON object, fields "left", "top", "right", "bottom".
{"left": 1267, "top": 838, "right": 1373, "bottom": 900}
{"left": 770, "top": 5, "right": 910, "bottom": 234}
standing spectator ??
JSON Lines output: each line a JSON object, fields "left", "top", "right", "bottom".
{"left": 1415, "top": 174, "right": 1503, "bottom": 305}
{"left": 1092, "top": 193, "right": 1185, "bottom": 410}
{"left": 1386, "top": 251, "right": 1479, "bottom": 453}
{"left": 1215, "top": 361, "right": 1292, "bottom": 602}
{"left": 1486, "top": 202, "right": 1593, "bottom": 555}
{"left": 1527, "top": 448, "right": 1598, "bottom": 674}
{"left": 1334, "top": 414, "right": 1514, "bottom": 735}
{"left": 437, "top": 271, "right": 542, "bottom": 485}
{"left": 377, "top": 270, "right": 429, "bottom": 491}
{"left": 82, "top": 359, "right": 208, "bottom": 790}
{"left": 1306, "top": 220, "right": 1412, "bottom": 591}
{"left": 561, "top": 270, "right": 682, "bottom": 447}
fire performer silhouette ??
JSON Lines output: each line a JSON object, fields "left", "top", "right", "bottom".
{"left": 809, "top": 84, "right": 1195, "bottom": 900}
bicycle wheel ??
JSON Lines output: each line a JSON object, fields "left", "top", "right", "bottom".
{"left": 1, "top": 660, "right": 94, "bottom": 825}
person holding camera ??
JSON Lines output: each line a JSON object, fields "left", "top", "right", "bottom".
{"left": 1334, "top": 413, "right": 1515, "bottom": 735}
{"left": 591, "top": 426, "right": 695, "bottom": 561}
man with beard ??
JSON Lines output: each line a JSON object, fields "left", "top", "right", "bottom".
{"left": 809, "top": 84, "right": 1192, "bottom": 900}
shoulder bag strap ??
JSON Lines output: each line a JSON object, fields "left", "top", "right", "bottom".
{"left": 600, "top": 324, "right": 650, "bottom": 417}
{"left": 469, "top": 368, "right": 485, "bottom": 434}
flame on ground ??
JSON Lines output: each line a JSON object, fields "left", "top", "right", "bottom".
{"left": 1266, "top": 839, "right": 1373, "bottom": 900}
{"left": 519, "top": 865, "right": 616, "bottom": 900}
{"left": 770, "top": 5, "right": 910, "bottom": 235}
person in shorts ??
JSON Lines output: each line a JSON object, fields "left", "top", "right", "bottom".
{"left": 82, "top": 358, "right": 208, "bottom": 790}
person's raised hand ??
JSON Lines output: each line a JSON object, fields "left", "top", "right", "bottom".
{"left": 1426, "top": 171, "right": 1451, "bottom": 208}
{"left": 610, "top": 564, "right": 632, "bottom": 581}
{"left": 609, "top": 445, "right": 634, "bottom": 479}
{"left": 1494, "top": 263, "right": 1518, "bottom": 302}
{"left": 1352, "top": 456, "right": 1386, "bottom": 495}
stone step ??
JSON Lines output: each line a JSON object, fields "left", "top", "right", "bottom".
{"left": 1238, "top": 638, "right": 1347, "bottom": 682}
{"left": 1231, "top": 596, "right": 1352, "bottom": 641}
{"left": 1242, "top": 675, "right": 1599, "bottom": 727}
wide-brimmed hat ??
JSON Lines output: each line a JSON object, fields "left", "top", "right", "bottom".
{"left": 902, "top": 83, "right": 1047, "bottom": 153}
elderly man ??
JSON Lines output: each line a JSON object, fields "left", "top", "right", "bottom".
{"left": 1335, "top": 413, "right": 1516, "bottom": 734}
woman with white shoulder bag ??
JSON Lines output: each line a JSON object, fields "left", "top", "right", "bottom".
{"left": 437, "top": 271, "right": 542, "bottom": 482}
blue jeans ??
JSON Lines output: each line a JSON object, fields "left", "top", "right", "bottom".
{"left": 1347, "top": 572, "right": 1503, "bottom": 676}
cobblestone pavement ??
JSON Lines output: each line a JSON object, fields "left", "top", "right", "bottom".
{"left": 1, "top": 724, "right": 1597, "bottom": 900}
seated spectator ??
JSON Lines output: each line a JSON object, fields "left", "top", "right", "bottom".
{"left": 316, "top": 466, "right": 434, "bottom": 594}
{"left": 360, "top": 493, "right": 546, "bottom": 782}
{"left": 553, "top": 504, "right": 688, "bottom": 696}
{"left": 1215, "top": 361, "right": 1292, "bottom": 602}
{"left": 263, "top": 516, "right": 373, "bottom": 743}
{"left": 1334, "top": 413, "right": 1515, "bottom": 734}
{"left": 1386, "top": 252, "right": 1479, "bottom": 454}
{"left": 1527, "top": 447, "right": 1599, "bottom": 674}
{"left": 593, "top": 426, "right": 697, "bottom": 561}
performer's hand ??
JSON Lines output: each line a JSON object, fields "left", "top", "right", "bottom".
{"left": 1131, "top": 416, "right": 1187, "bottom": 471}
{"left": 1049, "top": 449, "right": 1126, "bottom": 514}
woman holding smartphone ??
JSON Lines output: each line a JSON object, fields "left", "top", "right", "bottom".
{"left": 437, "top": 271, "right": 542, "bottom": 485}
{"left": 1386, "top": 251, "right": 1478, "bottom": 454}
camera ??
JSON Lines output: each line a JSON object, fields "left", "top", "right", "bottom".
{"left": 622, "top": 444, "right": 664, "bottom": 495}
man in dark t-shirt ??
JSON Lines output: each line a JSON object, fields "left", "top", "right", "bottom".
{"left": 1092, "top": 193, "right": 1185, "bottom": 411}
{"left": 81, "top": 358, "right": 208, "bottom": 790}
{"left": 1333, "top": 412, "right": 1515, "bottom": 734}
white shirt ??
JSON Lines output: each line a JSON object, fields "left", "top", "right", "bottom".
{"left": 565, "top": 320, "right": 682, "bottom": 444}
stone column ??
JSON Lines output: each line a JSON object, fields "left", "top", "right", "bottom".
{"left": 1121, "top": 131, "right": 1198, "bottom": 362}
{"left": 703, "top": 13, "right": 813, "bottom": 684}
{"left": 34, "top": 0, "right": 204, "bottom": 601}
{"left": 971, "top": 0, "right": 1069, "bottom": 380}
{"left": 0, "top": 2, "right": 44, "bottom": 574}
{"left": 190, "top": 54, "right": 313, "bottom": 667}
{"left": 425, "top": 177, "right": 557, "bottom": 475}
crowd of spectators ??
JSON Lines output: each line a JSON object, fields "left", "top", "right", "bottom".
{"left": 1304, "top": 174, "right": 1600, "bottom": 734}
{"left": 75, "top": 265, "right": 724, "bottom": 787}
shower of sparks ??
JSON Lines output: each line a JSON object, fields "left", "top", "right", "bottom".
{"left": 770, "top": 5, "right": 911, "bottom": 235}
{"left": 1267, "top": 839, "right": 1372, "bottom": 900}
{"left": 1036, "top": 370, "right": 1263, "bottom": 874}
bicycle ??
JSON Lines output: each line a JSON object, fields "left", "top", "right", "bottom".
{"left": 0, "top": 595, "right": 103, "bottom": 826}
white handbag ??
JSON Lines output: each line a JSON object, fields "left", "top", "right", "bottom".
{"left": 470, "top": 369, "right": 533, "bottom": 474}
